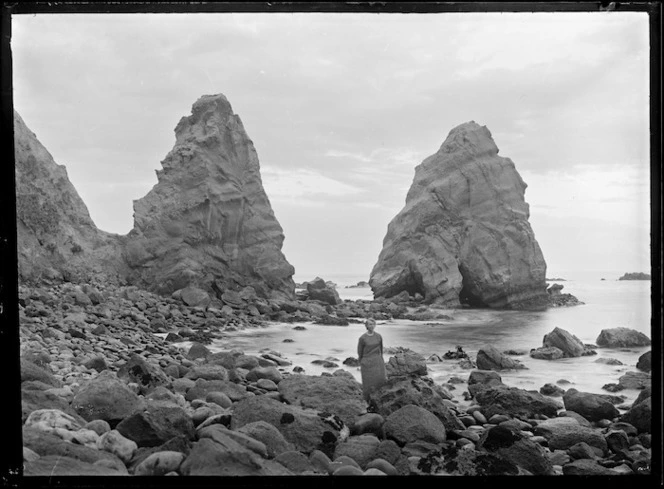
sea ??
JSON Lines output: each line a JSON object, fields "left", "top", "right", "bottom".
{"left": 203, "top": 270, "right": 654, "bottom": 412}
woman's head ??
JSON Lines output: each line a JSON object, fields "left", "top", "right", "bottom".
{"left": 365, "top": 318, "right": 376, "bottom": 333}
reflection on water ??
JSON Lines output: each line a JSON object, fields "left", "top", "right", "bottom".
{"left": 208, "top": 279, "right": 652, "bottom": 410}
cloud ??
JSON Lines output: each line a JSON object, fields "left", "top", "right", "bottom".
{"left": 261, "top": 166, "right": 363, "bottom": 205}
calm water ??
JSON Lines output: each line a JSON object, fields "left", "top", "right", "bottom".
{"left": 205, "top": 272, "right": 653, "bottom": 410}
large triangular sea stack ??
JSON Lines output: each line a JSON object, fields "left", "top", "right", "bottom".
{"left": 370, "top": 121, "right": 547, "bottom": 310}
{"left": 124, "top": 94, "right": 295, "bottom": 300}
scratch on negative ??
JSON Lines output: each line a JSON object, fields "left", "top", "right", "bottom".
{"left": 49, "top": 454, "right": 62, "bottom": 481}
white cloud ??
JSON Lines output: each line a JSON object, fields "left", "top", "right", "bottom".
{"left": 261, "top": 167, "right": 363, "bottom": 205}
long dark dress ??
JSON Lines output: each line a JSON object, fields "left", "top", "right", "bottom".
{"left": 357, "top": 332, "right": 387, "bottom": 402}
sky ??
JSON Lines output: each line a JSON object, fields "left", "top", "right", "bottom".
{"left": 10, "top": 9, "right": 652, "bottom": 282}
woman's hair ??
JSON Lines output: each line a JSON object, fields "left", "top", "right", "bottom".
{"left": 365, "top": 318, "right": 376, "bottom": 326}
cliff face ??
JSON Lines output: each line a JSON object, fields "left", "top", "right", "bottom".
{"left": 124, "top": 94, "right": 295, "bottom": 300}
{"left": 14, "top": 111, "right": 125, "bottom": 283}
{"left": 369, "top": 121, "right": 548, "bottom": 310}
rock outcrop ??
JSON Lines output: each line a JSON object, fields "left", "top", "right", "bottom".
{"left": 369, "top": 122, "right": 547, "bottom": 310}
{"left": 124, "top": 94, "right": 295, "bottom": 299}
{"left": 14, "top": 112, "right": 126, "bottom": 284}
{"left": 14, "top": 94, "right": 295, "bottom": 301}
{"left": 618, "top": 272, "right": 650, "bottom": 281}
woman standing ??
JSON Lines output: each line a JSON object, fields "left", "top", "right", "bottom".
{"left": 357, "top": 318, "right": 387, "bottom": 403}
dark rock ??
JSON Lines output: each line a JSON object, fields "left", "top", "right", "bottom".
{"left": 180, "top": 431, "right": 292, "bottom": 476}
{"left": 474, "top": 385, "right": 562, "bottom": 419}
{"left": 467, "top": 369, "right": 503, "bottom": 397}
{"left": 618, "top": 371, "right": 651, "bottom": 390}
{"left": 636, "top": 350, "right": 651, "bottom": 372}
{"left": 277, "top": 374, "right": 365, "bottom": 427}
{"left": 541, "top": 327, "right": 585, "bottom": 357}
{"left": 314, "top": 314, "right": 349, "bottom": 326}
{"left": 529, "top": 346, "right": 564, "bottom": 360}
{"left": 533, "top": 417, "right": 607, "bottom": 452}
{"left": 595, "top": 327, "right": 650, "bottom": 348}
{"left": 477, "top": 425, "right": 554, "bottom": 475}
{"left": 370, "top": 376, "right": 463, "bottom": 431}
{"left": 385, "top": 349, "right": 427, "bottom": 378}
{"left": 562, "top": 388, "right": 620, "bottom": 422}
{"left": 618, "top": 272, "right": 650, "bottom": 281}
{"left": 116, "top": 402, "right": 196, "bottom": 448}
{"left": 621, "top": 396, "right": 651, "bottom": 433}
{"left": 476, "top": 345, "right": 526, "bottom": 371}
{"left": 306, "top": 277, "right": 341, "bottom": 306}
{"left": 539, "top": 383, "right": 565, "bottom": 396}
{"left": 230, "top": 396, "right": 342, "bottom": 455}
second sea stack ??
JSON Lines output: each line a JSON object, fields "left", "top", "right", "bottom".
{"left": 369, "top": 121, "right": 548, "bottom": 310}
{"left": 125, "top": 94, "right": 295, "bottom": 300}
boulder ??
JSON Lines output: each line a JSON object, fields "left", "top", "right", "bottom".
{"left": 369, "top": 121, "right": 547, "bottom": 310}
{"left": 184, "top": 378, "right": 248, "bottom": 402}
{"left": 562, "top": 388, "right": 620, "bottom": 422}
{"left": 385, "top": 349, "right": 427, "bottom": 378}
{"left": 230, "top": 396, "right": 342, "bottom": 455}
{"left": 179, "top": 286, "right": 211, "bottom": 308}
{"left": 24, "top": 408, "right": 83, "bottom": 433}
{"left": 184, "top": 364, "right": 229, "bottom": 381}
{"left": 369, "top": 376, "right": 463, "bottom": 431}
{"left": 235, "top": 420, "right": 295, "bottom": 458}
{"left": 245, "top": 366, "right": 283, "bottom": 384}
{"left": 21, "top": 359, "right": 62, "bottom": 388}
{"left": 541, "top": 327, "right": 585, "bottom": 358}
{"left": 333, "top": 434, "right": 381, "bottom": 469}
{"left": 97, "top": 429, "right": 138, "bottom": 463}
{"left": 274, "top": 450, "right": 317, "bottom": 474}
{"left": 477, "top": 425, "right": 554, "bottom": 475}
{"left": 306, "top": 277, "right": 341, "bottom": 305}
{"left": 618, "top": 371, "right": 651, "bottom": 390}
{"left": 22, "top": 426, "right": 125, "bottom": 470}
{"left": 383, "top": 404, "right": 446, "bottom": 445}
{"left": 125, "top": 94, "right": 295, "bottom": 299}
{"left": 533, "top": 417, "right": 607, "bottom": 452}
{"left": 72, "top": 371, "right": 146, "bottom": 423}
{"left": 474, "top": 385, "right": 562, "bottom": 419}
{"left": 278, "top": 374, "right": 365, "bottom": 427}
{"left": 467, "top": 369, "right": 503, "bottom": 397}
{"left": 115, "top": 402, "right": 196, "bottom": 447}
{"left": 351, "top": 413, "right": 385, "bottom": 437}
{"left": 529, "top": 346, "right": 564, "bottom": 360}
{"left": 117, "top": 353, "right": 171, "bottom": 394}
{"left": 595, "top": 327, "right": 650, "bottom": 348}
{"left": 636, "top": 350, "right": 651, "bottom": 372}
{"left": 476, "top": 345, "right": 526, "bottom": 371}
{"left": 179, "top": 435, "right": 292, "bottom": 476}
{"left": 621, "top": 396, "right": 651, "bottom": 433}
{"left": 133, "top": 450, "right": 186, "bottom": 476}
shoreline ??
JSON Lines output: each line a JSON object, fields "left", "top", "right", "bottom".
{"left": 17, "top": 280, "right": 653, "bottom": 477}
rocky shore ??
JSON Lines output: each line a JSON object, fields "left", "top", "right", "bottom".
{"left": 17, "top": 279, "right": 652, "bottom": 478}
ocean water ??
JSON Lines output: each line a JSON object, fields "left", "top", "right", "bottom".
{"left": 208, "top": 271, "right": 653, "bottom": 411}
